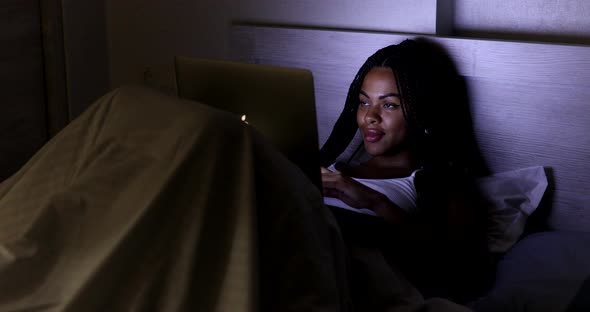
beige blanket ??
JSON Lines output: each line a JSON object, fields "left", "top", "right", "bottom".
{"left": 0, "top": 86, "right": 469, "bottom": 312}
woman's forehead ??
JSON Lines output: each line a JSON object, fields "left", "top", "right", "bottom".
{"left": 361, "top": 67, "right": 398, "bottom": 92}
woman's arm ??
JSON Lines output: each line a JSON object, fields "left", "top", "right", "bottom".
{"left": 321, "top": 167, "right": 485, "bottom": 245}
{"left": 321, "top": 167, "right": 408, "bottom": 224}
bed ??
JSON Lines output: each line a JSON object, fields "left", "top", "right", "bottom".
{"left": 1, "top": 22, "right": 590, "bottom": 312}
{"left": 228, "top": 24, "right": 590, "bottom": 311}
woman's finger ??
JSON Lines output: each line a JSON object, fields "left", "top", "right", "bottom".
{"left": 322, "top": 187, "right": 341, "bottom": 199}
{"left": 321, "top": 179, "right": 343, "bottom": 190}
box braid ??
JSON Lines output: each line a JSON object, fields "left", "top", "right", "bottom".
{"left": 320, "top": 39, "right": 446, "bottom": 171}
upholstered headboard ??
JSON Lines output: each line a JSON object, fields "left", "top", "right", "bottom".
{"left": 229, "top": 24, "right": 590, "bottom": 231}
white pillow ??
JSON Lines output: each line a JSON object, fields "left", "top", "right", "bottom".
{"left": 476, "top": 166, "right": 548, "bottom": 253}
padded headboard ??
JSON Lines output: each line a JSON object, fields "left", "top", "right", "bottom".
{"left": 230, "top": 24, "right": 590, "bottom": 231}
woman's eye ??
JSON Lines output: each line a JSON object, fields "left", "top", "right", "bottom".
{"left": 384, "top": 103, "right": 400, "bottom": 109}
{"left": 359, "top": 101, "right": 369, "bottom": 107}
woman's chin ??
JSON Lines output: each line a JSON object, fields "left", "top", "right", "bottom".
{"left": 364, "top": 145, "right": 385, "bottom": 157}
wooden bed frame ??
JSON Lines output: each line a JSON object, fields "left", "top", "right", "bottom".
{"left": 229, "top": 24, "right": 590, "bottom": 231}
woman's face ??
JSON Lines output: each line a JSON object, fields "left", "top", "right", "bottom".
{"left": 356, "top": 67, "right": 408, "bottom": 156}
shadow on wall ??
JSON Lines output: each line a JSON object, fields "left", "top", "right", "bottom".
{"left": 413, "top": 37, "right": 490, "bottom": 177}
{"left": 454, "top": 29, "right": 590, "bottom": 46}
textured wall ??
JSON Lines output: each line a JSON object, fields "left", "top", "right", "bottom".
{"left": 454, "top": 0, "right": 590, "bottom": 44}
{"left": 101, "top": 0, "right": 590, "bottom": 97}
{"left": 105, "top": 0, "right": 438, "bottom": 88}
{"left": 231, "top": 25, "right": 590, "bottom": 230}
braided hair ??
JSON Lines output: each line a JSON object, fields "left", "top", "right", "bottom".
{"left": 320, "top": 38, "right": 482, "bottom": 176}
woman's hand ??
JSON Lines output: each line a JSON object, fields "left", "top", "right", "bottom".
{"left": 321, "top": 167, "right": 383, "bottom": 209}
{"left": 321, "top": 166, "right": 407, "bottom": 224}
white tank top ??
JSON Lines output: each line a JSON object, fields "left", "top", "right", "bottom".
{"left": 323, "top": 164, "right": 419, "bottom": 216}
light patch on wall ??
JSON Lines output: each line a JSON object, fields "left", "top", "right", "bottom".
{"left": 233, "top": 0, "right": 437, "bottom": 34}
{"left": 454, "top": 0, "right": 590, "bottom": 36}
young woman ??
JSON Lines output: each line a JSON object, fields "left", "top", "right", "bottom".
{"left": 320, "top": 39, "right": 492, "bottom": 305}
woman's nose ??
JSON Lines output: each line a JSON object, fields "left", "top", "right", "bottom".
{"left": 364, "top": 106, "right": 380, "bottom": 123}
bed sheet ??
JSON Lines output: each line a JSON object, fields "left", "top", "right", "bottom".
{"left": 471, "top": 231, "right": 590, "bottom": 312}
{"left": 0, "top": 85, "right": 471, "bottom": 312}
{"left": 0, "top": 85, "right": 345, "bottom": 311}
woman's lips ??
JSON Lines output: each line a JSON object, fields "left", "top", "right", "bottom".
{"left": 363, "top": 129, "right": 385, "bottom": 143}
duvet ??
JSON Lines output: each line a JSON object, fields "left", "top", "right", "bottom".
{"left": 0, "top": 86, "right": 468, "bottom": 312}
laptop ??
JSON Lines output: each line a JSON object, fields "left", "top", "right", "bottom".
{"left": 174, "top": 57, "right": 322, "bottom": 190}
